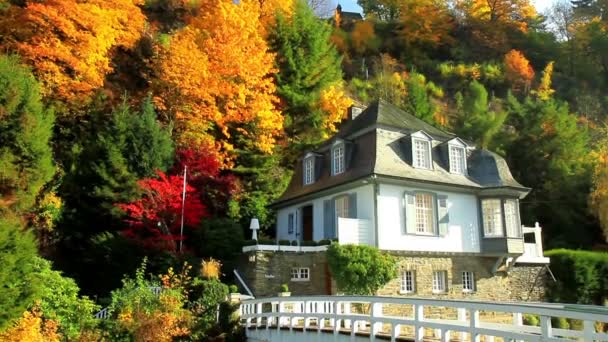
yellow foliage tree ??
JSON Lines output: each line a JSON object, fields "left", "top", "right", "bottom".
{"left": 532, "top": 61, "right": 556, "bottom": 101}
{"left": 254, "top": 0, "right": 294, "bottom": 36}
{"left": 155, "top": 0, "right": 283, "bottom": 155}
{"left": 504, "top": 49, "right": 535, "bottom": 93}
{"left": 399, "top": 0, "right": 454, "bottom": 49}
{"left": 0, "top": 307, "right": 60, "bottom": 342}
{"left": 318, "top": 83, "right": 353, "bottom": 138}
{"left": 0, "top": 0, "right": 145, "bottom": 105}
{"left": 456, "top": 0, "right": 536, "bottom": 53}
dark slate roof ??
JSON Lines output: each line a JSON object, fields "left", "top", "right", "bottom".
{"left": 333, "top": 100, "right": 454, "bottom": 140}
{"left": 273, "top": 100, "right": 529, "bottom": 207}
{"left": 468, "top": 150, "right": 525, "bottom": 188}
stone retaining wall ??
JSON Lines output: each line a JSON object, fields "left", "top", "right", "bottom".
{"left": 239, "top": 250, "right": 332, "bottom": 297}
{"left": 239, "top": 251, "right": 547, "bottom": 305}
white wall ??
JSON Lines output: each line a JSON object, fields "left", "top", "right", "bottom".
{"left": 377, "top": 184, "right": 481, "bottom": 253}
{"left": 276, "top": 184, "right": 375, "bottom": 243}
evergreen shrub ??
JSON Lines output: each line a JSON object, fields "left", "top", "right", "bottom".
{"left": 545, "top": 249, "right": 608, "bottom": 305}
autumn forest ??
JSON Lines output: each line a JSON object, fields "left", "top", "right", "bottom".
{"left": 0, "top": 0, "right": 607, "bottom": 340}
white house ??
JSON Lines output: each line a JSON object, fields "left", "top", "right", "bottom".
{"left": 240, "top": 100, "right": 549, "bottom": 300}
{"left": 273, "top": 99, "right": 537, "bottom": 257}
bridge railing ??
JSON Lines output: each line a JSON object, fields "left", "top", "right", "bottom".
{"left": 240, "top": 295, "right": 608, "bottom": 341}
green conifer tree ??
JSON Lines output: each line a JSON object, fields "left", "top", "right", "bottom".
{"left": 0, "top": 54, "right": 55, "bottom": 215}
{"left": 405, "top": 72, "right": 436, "bottom": 125}
{"left": 455, "top": 80, "right": 507, "bottom": 149}
{"left": 505, "top": 95, "right": 596, "bottom": 248}
{"left": 268, "top": 0, "right": 343, "bottom": 152}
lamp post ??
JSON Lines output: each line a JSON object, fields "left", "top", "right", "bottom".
{"left": 250, "top": 218, "right": 260, "bottom": 241}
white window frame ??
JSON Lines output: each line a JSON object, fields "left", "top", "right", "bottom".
{"left": 303, "top": 157, "right": 314, "bottom": 185}
{"left": 504, "top": 199, "right": 521, "bottom": 238}
{"left": 432, "top": 271, "right": 447, "bottom": 293}
{"left": 287, "top": 213, "right": 295, "bottom": 234}
{"left": 291, "top": 267, "right": 310, "bottom": 281}
{"left": 449, "top": 145, "right": 467, "bottom": 174}
{"left": 462, "top": 271, "right": 475, "bottom": 293}
{"left": 413, "top": 138, "right": 432, "bottom": 169}
{"left": 414, "top": 193, "right": 435, "bottom": 235}
{"left": 400, "top": 270, "right": 416, "bottom": 294}
{"left": 335, "top": 195, "right": 350, "bottom": 220}
{"left": 482, "top": 199, "right": 504, "bottom": 237}
{"left": 332, "top": 143, "right": 345, "bottom": 175}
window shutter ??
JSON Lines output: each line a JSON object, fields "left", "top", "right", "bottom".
{"left": 348, "top": 193, "right": 357, "bottom": 218}
{"left": 400, "top": 138, "right": 413, "bottom": 165}
{"left": 437, "top": 195, "right": 449, "bottom": 236}
{"left": 345, "top": 141, "right": 356, "bottom": 170}
{"left": 404, "top": 191, "right": 416, "bottom": 234}
{"left": 324, "top": 199, "right": 336, "bottom": 239}
{"left": 314, "top": 155, "right": 323, "bottom": 181}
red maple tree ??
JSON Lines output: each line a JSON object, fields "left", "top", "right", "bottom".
{"left": 117, "top": 171, "right": 207, "bottom": 252}
{"left": 172, "top": 147, "right": 241, "bottom": 216}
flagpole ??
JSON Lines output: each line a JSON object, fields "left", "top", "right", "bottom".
{"left": 179, "top": 165, "right": 187, "bottom": 253}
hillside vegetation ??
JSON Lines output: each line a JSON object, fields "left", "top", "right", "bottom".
{"left": 0, "top": 0, "right": 606, "bottom": 339}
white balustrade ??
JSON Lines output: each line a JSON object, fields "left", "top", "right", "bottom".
{"left": 240, "top": 295, "right": 608, "bottom": 342}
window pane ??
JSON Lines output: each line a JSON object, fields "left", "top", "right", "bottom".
{"left": 288, "top": 214, "right": 294, "bottom": 234}
{"left": 462, "top": 271, "right": 475, "bottom": 292}
{"left": 450, "top": 146, "right": 466, "bottom": 174}
{"left": 415, "top": 193, "right": 434, "bottom": 234}
{"left": 432, "top": 271, "right": 446, "bottom": 292}
{"left": 482, "top": 199, "right": 503, "bottom": 236}
{"left": 304, "top": 158, "right": 314, "bottom": 185}
{"left": 333, "top": 145, "right": 345, "bottom": 175}
{"left": 414, "top": 139, "right": 431, "bottom": 169}
{"left": 401, "top": 270, "right": 415, "bottom": 293}
{"left": 504, "top": 200, "right": 520, "bottom": 237}
{"left": 335, "top": 196, "right": 350, "bottom": 219}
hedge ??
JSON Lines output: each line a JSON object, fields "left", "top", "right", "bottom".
{"left": 545, "top": 249, "right": 608, "bottom": 305}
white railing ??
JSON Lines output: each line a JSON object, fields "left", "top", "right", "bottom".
{"left": 242, "top": 244, "right": 330, "bottom": 253}
{"left": 338, "top": 218, "right": 373, "bottom": 246}
{"left": 94, "top": 286, "right": 163, "bottom": 319}
{"left": 240, "top": 295, "right": 608, "bottom": 341}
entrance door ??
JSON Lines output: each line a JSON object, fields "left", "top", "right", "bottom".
{"left": 302, "top": 205, "right": 313, "bottom": 241}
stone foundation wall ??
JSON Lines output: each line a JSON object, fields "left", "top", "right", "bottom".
{"left": 239, "top": 251, "right": 547, "bottom": 306}
{"left": 377, "top": 254, "right": 546, "bottom": 303}
{"left": 239, "top": 251, "right": 332, "bottom": 297}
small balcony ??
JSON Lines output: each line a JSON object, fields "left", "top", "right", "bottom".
{"left": 516, "top": 222, "right": 550, "bottom": 264}
{"left": 337, "top": 218, "right": 373, "bottom": 246}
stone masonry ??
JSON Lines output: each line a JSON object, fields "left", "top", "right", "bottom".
{"left": 239, "top": 250, "right": 547, "bottom": 304}
{"left": 239, "top": 250, "right": 332, "bottom": 297}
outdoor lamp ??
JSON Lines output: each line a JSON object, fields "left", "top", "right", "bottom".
{"left": 250, "top": 218, "right": 260, "bottom": 240}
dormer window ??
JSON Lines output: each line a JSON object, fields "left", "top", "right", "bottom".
{"left": 449, "top": 145, "right": 466, "bottom": 174}
{"left": 411, "top": 131, "right": 433, "bottom": 170}
{"left": 446, "top": 138, "right": 468, "bottom": 175}
{"left": 303, "top": 157, "right": 314, "bottom": 185}
{"left": 332, "top": 142, "right": 345, "bottom": 175}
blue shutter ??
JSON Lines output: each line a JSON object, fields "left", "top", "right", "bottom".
{"left": 437, "top": 195, "right": 449, "bottom": 236}
{"left": 348, "top": 193, "right": 357, "bottom": 218}
{"left": 345, "top": 141, "right": 356, "bottom": 170}
{"left": 324, "top": 199, "right": 336, "bottom": 239}
{"left": 404, "top": 191, "right": 416, "bottom": 234}
{"left": 314, "top": 155, "right": 323, "bottom": 181}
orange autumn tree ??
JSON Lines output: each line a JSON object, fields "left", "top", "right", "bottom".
{"left": 399, "top": 0, "right": 454, "bottom": 51}
{"left": 504, "top": 49, "right": 535, "bottom": 93}
{"left": 0, "top": 0, "right": 145, "bottom": 105}
{"left": 0, "top": 307, "right": 60, "bottom": 342}
{"left": 155, "top": 0, "right": 282, "bottom": 155}
{"left": 254, "top": 0, "right": 294, "bottom": 36}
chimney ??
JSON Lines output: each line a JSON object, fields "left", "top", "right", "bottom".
{"left": 350, "top": 106, "right": 363, "bottom": 120}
